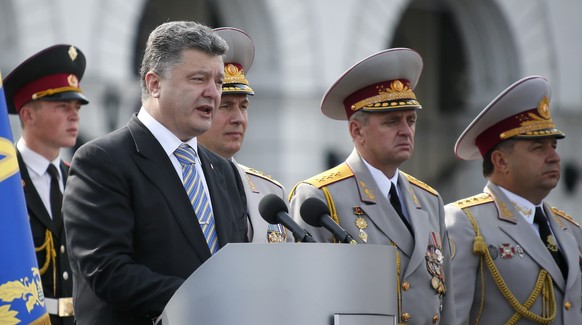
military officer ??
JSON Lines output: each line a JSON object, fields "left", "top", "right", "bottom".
{"left": 198, "top": 27, "right": 289, "bottom": 243}
{"left": 445, "top": 75, "right": 582, "bottom": 324}
{"left": 289, "top": 48, "right": 455, "bottom": 324}
{"left": 3, "top": 44, "right": 89, "bottom": 324}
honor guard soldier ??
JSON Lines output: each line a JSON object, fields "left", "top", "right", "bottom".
{"left": 445, "top": 76, "right": 582, "bottom": 324}
{"left": 289, "top": 48, "right": 455, "bottom": 324}
{"left": 199, "top": 27, "right": 289, "bottom": 242}
{"left": 3, "top": 44, "right": 89, "bottom": 324}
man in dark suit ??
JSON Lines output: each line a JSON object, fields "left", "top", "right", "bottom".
{"left": 3, "top": 44, "right": 89, "bottom": 325}
{"left": 63, "top": 21, "right": 249, "bottom": 324}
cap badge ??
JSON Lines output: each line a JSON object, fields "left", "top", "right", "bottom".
{"left": 351, "top": 80, "right": 417, "bottom": 112}
{"left": 499, "top": 96, "right": 556, "bottom": 140}
{"left": 68, "top": 46, "right": 78, "bottom": 61}
{"left": 224, "top": 63, "right": 249, "bottom": 85}
{"left": 537, "top": 96, "right": 550, "bottom": 119}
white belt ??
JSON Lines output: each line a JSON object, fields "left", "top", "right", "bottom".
{"left": 45, "top": 297, "right": 74, "bottom": 317}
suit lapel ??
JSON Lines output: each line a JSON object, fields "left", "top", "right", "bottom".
{"left": 346, "top": 153, "right": 414, "bottom": 256}
{"left": 17, "top": 150, "right": 55, "bottom": 233}
{"left": 398, "top": 173, "right": 431, "bottom": 278}
{"left": 486, "top": 183, "right": 566, "bottom": 289}
{"left": 50, "top": 161, "right": 68, "bottom": 240}
{"left": 233, "top": 160, "right": 258, "bottom": 239}
{"left": 545, "top": 204, "right": 578, "bottom": 290}
{"left": 127, "top": 116, "right": 211, "bottom": 261}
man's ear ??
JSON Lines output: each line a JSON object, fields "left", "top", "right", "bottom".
{"left": 349, "top": 119, "right": 362, "bottom": 139}
{"left": 145, "top": 71, "right": 161, "bottom": 98}
{"left": 491, "top": 150, "right": 509, "bottom": 174}
{"left": 19, "top": 105, "right": 33, "bottom": 124}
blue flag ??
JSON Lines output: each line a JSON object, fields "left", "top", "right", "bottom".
{"left": 0, "top": 72, "right": 49, "bottom": 323}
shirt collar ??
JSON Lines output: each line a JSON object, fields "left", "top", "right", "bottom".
{"left": 361, "top": 156, "right": 400, "bottom": 198}
{"left": 17, "top": 138, "right": 61, "bottom": 177}
{"left": 497, "top": 186, "right": 538, "bottom": 224}
{"left": 137, "top": 108, "right": 198, "bottom": 157}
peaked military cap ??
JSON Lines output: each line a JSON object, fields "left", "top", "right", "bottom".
{"left": 455, "top": 75, "right": 565, "bottom": 160}
{"left": 214, "top": 27, "right": 254, "bottom": 96}
{"left": 3, "top": 44, "right": 89, "bottom": 114}
{"left": 321, "top": 48, "right": 423, "bottom": 120}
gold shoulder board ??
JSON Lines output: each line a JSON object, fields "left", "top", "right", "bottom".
{"left": 240, "top": 165, "right": 283, "bottom": 188}
{"left": 452, "top": 193, "right": 493, "bottom": 209}
{"left": 551, "top": 207, "right": 580, "bottom": 227}
{"left": 304, "top": 163, "right": 354, "bottom": 189}
{"left": 402, "top": 172, "right": 438, "bottom": 196}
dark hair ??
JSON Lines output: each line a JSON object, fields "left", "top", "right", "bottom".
{"left": 482, "top": 139, "right": 517, "bottom": 177}
{"left": 139, "top": 21, "right": 228, "bottom": 99}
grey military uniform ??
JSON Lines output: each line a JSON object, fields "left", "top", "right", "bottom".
{"left": 445, "top": 182, "right": 582, "bottom": 324}
{"left": 234, "top": 160, "right": 289, "bottom": 243}
{"left": 289, "top": 150, "right": 454, "bottom": 324}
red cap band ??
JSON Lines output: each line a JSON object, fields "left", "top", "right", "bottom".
{"left": 13, "top": 73, "right": 81, "bottom": 112}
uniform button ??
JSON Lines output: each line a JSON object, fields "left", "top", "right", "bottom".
{"left": 62, "top": 271, "right": 69, "bottom": 280}
{"left": 60, "top": 245, "right": 65, "bottom": 254}
{"left": 565, "top": 301, "right": 571, "bottom": 310}
{"left": 433, "top": 314, "right": 439, "bottom": 323}
{"left": 401, "top": 313, "right": 411, "bottom": 322}
{"left": 402, "top": 282, "right": 410, "bottom": 291}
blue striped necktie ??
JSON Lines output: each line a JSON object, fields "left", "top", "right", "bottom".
{"left": 174, "top": 144, "right": 219, "bottom": 254}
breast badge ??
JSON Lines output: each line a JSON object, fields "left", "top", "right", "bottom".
{"left": 267, "top": 224, "right": 286, "bottom": 243}
{"left": 355, "top": 217, "right": 368, "bottom": 243}
{"left": 425, "top": 232, "right": 446, "bottom": 296}
{"left": 488, "top": 244, "right": 499, "bottom": 260}
{"left": 515, "top": 244, "right": 524, "bottom": 258}
{"left": 499, "top": 243, "right": 515, "bottom": 259}
{"left": 353, "top": 206, "right": 368, "bottom": 243}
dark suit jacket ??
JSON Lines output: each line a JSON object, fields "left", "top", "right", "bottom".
{"left": 18, "top": 151, "right": 73, "bottom": 325}
{"left": 63, "top": 115, "right": 248, "bottom": 324}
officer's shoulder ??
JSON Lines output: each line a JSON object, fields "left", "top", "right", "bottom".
{"left": 240, "top": 164, "right": 283, "bottom": 188}
{"left": 303, "top": 163, "right": 354, "bottom": 189}
{"left": 402, "top": 172, "right": 438, "bottom": 196}
{"left": 551, "top": 207, "right": 580, "bottom": 227}
{"left": 451, "top": 193, "right": 493, "bottom": 209}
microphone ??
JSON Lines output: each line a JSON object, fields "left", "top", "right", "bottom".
{"left": 300, "top": 197, "right": 357, "bottom": 244}
{"left": 258, "top": 194, "right": 316, "bottom": 243}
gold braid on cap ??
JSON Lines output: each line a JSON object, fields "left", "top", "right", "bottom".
{"left": 31, "top": 74, "right": 81, "bottom": 100}
{"left": 499, "top": 96, "right": 556, "bottom": 140}
{"left": 351, "top": 80, "right": 417, "bottom": 111}
{"left": 224, "top": 63, "right": 250, "bottom": 85}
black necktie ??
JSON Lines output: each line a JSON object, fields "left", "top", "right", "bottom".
{"left": 47, "top": 164, "right": 63, "bottom": 222}
{"left": 534, "top": 207, "right": 567, "bottom": 278}
{"left": 389, "top": 183, "right": 413, "bottom": 235}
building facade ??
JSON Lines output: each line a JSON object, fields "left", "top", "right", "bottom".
{"left": 2, "top": 0, "right": 581, "bottom": 217}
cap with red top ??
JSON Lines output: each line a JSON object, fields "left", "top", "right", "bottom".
{"left": 213, "top": 27, "right": 255, "bottom": 96}
{"left": 455, "top": 75, "right": 565, "bottom": 161}
{"left": 3, "top": 44, "right": 89, "bottom": 115}
{"left": 321, "top": 48, "right": 423, "bottom": 121}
